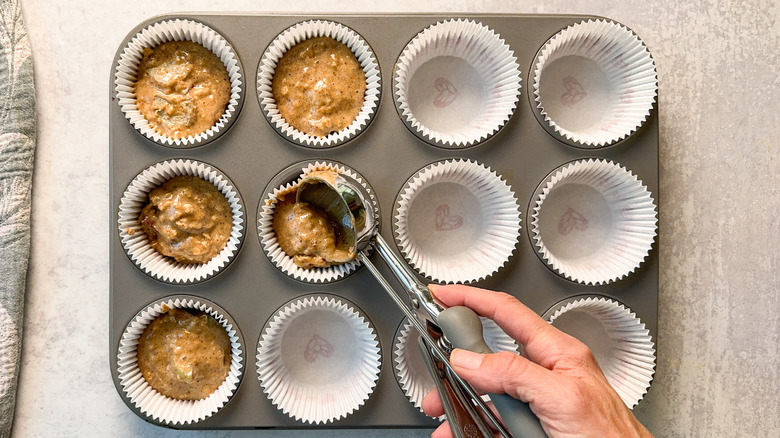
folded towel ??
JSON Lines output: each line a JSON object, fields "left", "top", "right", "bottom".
{"left": 0, "top": 0, "right": 36, "bottom": 436}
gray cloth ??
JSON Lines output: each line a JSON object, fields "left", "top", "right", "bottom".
{"left": 0, "top": 0, "right": 35, "bottom": 436}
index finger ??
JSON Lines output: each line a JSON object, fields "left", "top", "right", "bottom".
{"left": 429, "top": 284, "right": 579, "bottom": 366}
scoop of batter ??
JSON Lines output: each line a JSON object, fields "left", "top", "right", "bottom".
{"left": 272, "top": 196, "right": 355, "bottom": 268}
{"left": 139, "top": 175, "right": 232, "bottom": 264}
{"left": 137, "top": 307, "right": 232, "bottom": 401}
{"left": 271, "top": 36, "right": 366, "bottom": 137}
{"left": 135, "top": 41, "right": 231, "bottom": 139}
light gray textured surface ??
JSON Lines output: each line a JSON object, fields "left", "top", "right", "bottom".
{"left": 13, "top": 0, "right": 779, "bottom": 437}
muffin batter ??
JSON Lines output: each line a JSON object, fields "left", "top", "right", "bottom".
{"left": 139, "top": 175, "right": 232, "bottom": 264}
{"left": 137, "top": 307, "right": 232, "bottom": 401}
{"left": 272, "top": 193, "right": 355, "bottom": 269}
{"left": 135, "top": 41, "right": 231, "bottom": 139}
{"left": 272, "top": 36, "right": 366, "bottom": 137}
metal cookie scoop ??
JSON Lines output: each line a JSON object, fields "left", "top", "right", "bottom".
{"left": 297, "top": 171, "right": 546, "bottom": 438}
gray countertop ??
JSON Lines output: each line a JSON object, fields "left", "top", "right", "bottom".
{"left": 13, "top": 0, "right": 778, "bottom": 437}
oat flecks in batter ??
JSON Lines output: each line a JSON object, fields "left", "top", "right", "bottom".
{"left": 139, "top": 175, "right": 232, "bottom": 264}
{"left": 272, "top": 37, "right": 365, "bottom": 137}
{"left": 135, "top": 41, "right": 231, "bottom": 139}
{"left": 137, "top": 308, "right": 231, "bottom": 401}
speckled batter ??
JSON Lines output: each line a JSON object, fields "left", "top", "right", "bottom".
{"left": 135, "top": 41, "right": 231, "bottom": 139}
{"left": 139, "top": 175, "right": 232, "bottom": 264}
{"left": 272, "top": 36, "right": 366, "bottom": 137}
{"left": 137, "top": 307, "right": 231, "bottom": 401}
{"left": 272, "top": 194, "right": 355, "bottom": 269}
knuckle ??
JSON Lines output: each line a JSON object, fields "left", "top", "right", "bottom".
{"left": 568, "top": 338, "right": 597, "bottom": 364}
{"left": 493, "top": 292, "right": 519, "bottom": 307}
{"left": 491, "top": 351, "right": 531, "bottom": 378}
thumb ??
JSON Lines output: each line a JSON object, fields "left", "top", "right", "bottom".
{"left": 449, "top": 349, "right": 554, "bottom": 403}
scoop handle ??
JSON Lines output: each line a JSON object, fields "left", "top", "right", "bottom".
{"left": 437, "top": 306, "right": 548, "bottom": 438}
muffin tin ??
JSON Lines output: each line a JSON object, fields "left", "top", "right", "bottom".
{"left": 109, "top": 13, "right": 658, "bottom": 430}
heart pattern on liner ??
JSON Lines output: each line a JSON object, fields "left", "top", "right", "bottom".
{"left": 561, "top": 76, "right": 587, "bottom": 106}
{"left": 435, "top": 204, "right": 464, "bottom": 231}
{"left": 304, "top": 334, "right": 334, "bottom": 362}
{"left": 558, "top": 207, "right": 589, "bottom": 235}
{"left": 433, "top": 77, "right": 461, "bottom": 108}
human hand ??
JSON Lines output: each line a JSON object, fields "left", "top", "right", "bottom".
{"left": 422, "top": 284, "right": 652, "bottom": 438}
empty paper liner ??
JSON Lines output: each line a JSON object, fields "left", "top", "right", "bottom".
{"left": 394, "top": 18, "right": 522, "bottom": 148}
{"left": 256, "top": 294, "right": 381, "bottom": 424}
{"left": 394, "top": 158, "right": 521, "bottom": 284}
{"left": 546, "top": 296, "right": 656, "bottom": 408}
{"left": 530, "top": 158, "right": 657, "bottom": 285}
{"left": 533, "top": 19, "right": 657, "bottom": 147}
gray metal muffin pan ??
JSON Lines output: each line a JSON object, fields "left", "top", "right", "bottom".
{"left": 109, "top": 13, "right": 658, "bottom": 430}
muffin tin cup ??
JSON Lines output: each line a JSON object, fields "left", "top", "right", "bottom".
{"left": 257, "top": 20, "right": 381, "bottom": 148}
{"left": 543, "top": 295, "right": 656, "bottom": 408}
{"left": 258, "top": 160, "right": 380, "bottom": 284}
{"left": 118, "top": 159, "right": 246, "bottom": 284}
{"left": 532, "top": 19, "right": 657, "bottom": 148}
{"left": 393, "top": 317, "right": 517, "bottom": 414}
{"left": 114, "top": 18, "right": 245, "bottom": 147}
{"left": 394, "top": 158, "right": 521, "bottom": 284}
{"left": 530, "top": 158, "right": 657, "bottom": 285}
{"left": 256, "top": 294, "right": 381, "bottom": 425}
{"left": 393, "top": 18, "right": 522, "bottom": 148}
{"left": 116, "top": 295, "right": 245, "bottom": 426}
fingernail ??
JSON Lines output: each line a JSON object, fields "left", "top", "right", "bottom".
{"left": 450, "top": 349, "right": 484, "bottom": 370}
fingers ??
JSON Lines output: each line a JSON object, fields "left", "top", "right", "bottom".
{"left": 448, "top": 348, "right": 563, "bottom": 404}
{"left": 432, "top": 421, "right": 454, "bottom": 438}
{"left": 422, "top": 388, "right": 444, "bottom": 418}
{"left": 429, "top": 284, "right": 580, "bottom": 365}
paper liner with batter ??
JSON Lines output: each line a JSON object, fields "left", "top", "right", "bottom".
{"left": 530, "top": 158, "right": 657, "bottom": 285}
{"left": 257, "top": 20, "right": 381, "bottom": 147}
{"left": 256, "top": 295, "right": 381, "bottom": 424}
{"left": 394, "top": 18, "right": 522, "bottom": 148}
{"left": 114, "top": 18, "right": 244, "bottom": 147}
{"left": 393, "top": 317, "right": 518, "bottom": 414}
{"left": 394, "top": 159, "right": 521, "bottom": 284}
{"left": 116, "top": 296, "right": 244, "bottom": 425}
{"left": 547, "top": 296, "right": 656, "bottom": 408}
{"left": 532, "top": 19, "right": 657, "bottom": 147}
{"left": 117, "top": 159, "right": 245, "bottom": 284}
{"left": 258, "top": 161, "right": 379, "bottom": 284}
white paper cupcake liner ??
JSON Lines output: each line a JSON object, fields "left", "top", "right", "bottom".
{"left": 116, "top": 296, "right": 244, "bottom": 425}
{"left": 257, "top": 20, "right": 381, "bottom": 147}
{"left": 258, "top": 160, "right": 379, "bottom": 283}
{"left": 394, "top": 317, "right": 517, "bottom": 414}
{"left": 394, "top": 19, "right": 522, "bottom": 148}
{"left": 118, "top": 159, "right": 245, "bottom": 284}
{"left": 114, "top": 18, "right": 244, "bottom": 147}
{"left": 394, "top": 159, "right": 521, "bottom": 283}
{"left": 256, "top": 294, "right": 381, "bottom": 424}
{"left": 530, "top": 158, "right": 657, "bottom": 285}
{"left": 546, "top": 296, "right": 655, "bottom": 408}
{"left": 533, "top": 19, "right": 657, "bottom": 147}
